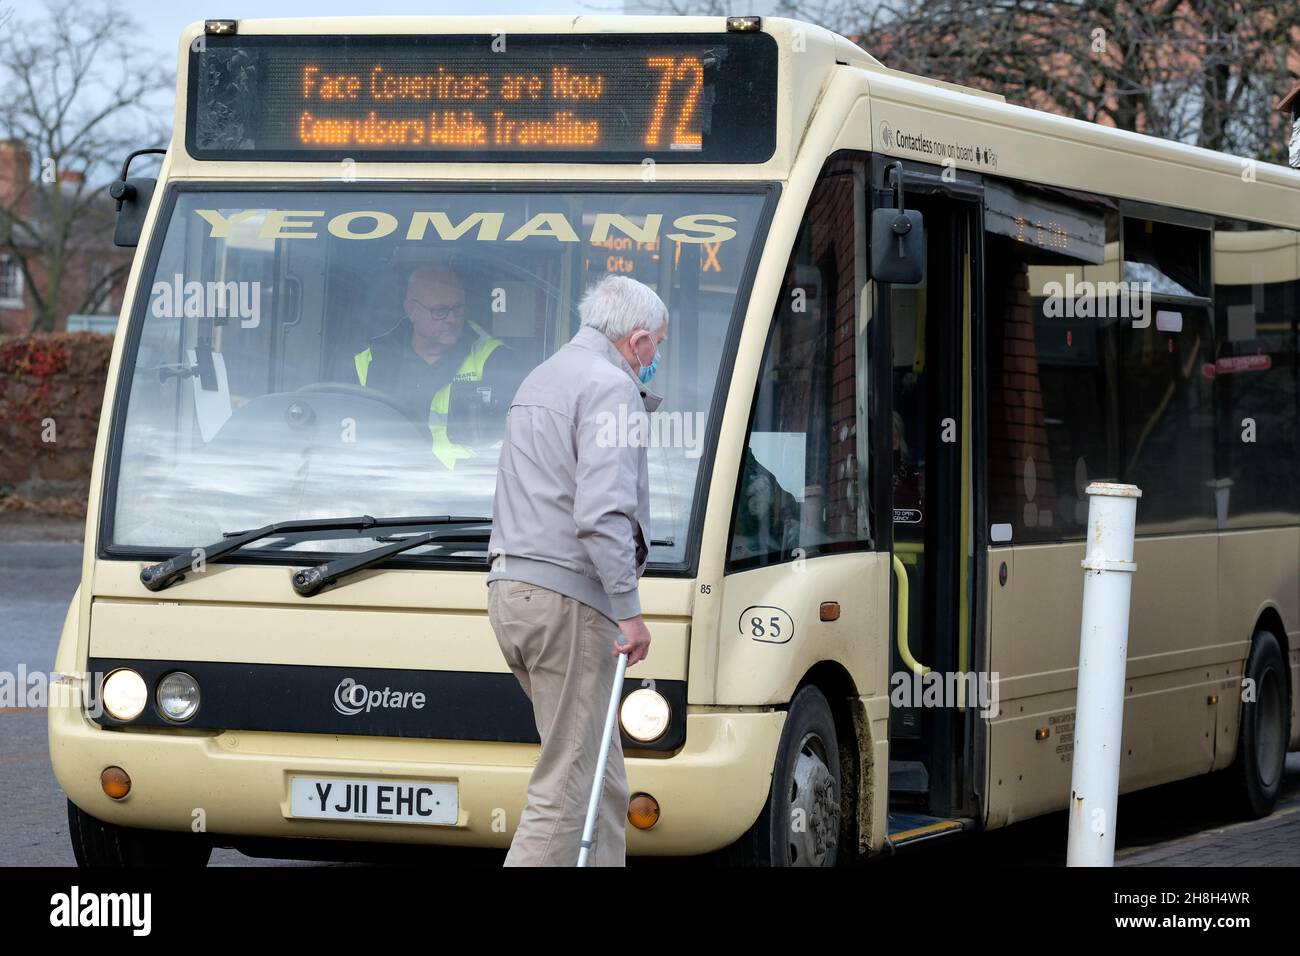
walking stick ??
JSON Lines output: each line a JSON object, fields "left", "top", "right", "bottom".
{"left": 577, "top": 650, "right": 628, "bottom": 867}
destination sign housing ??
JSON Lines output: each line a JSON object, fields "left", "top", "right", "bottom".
{"left": 187, "top": 34, "right": 778, "bottom": 163}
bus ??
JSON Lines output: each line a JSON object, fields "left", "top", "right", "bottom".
{"left": 49, "top": 14, "right": 1299, "bottom": 866}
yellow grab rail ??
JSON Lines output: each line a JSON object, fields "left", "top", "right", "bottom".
{"left": 891, "top": 553, "right": 930, "bottom": 675}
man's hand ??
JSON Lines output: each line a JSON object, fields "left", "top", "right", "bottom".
{"left": 615, "top": 615, "right": 652, "bottom": 666}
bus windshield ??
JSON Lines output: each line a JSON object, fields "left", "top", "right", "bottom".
{"left": 106, "top": 187, "right": 770, "bottom": 566}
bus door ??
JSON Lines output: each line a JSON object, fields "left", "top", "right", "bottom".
{"left": 874, "top": 159, "right": 983, "bottom": 837}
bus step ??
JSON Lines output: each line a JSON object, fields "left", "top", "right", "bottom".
{"left": 886, "top": 812, "right": 968, "bottom": 847}
{"left": 888, "top": 759, "right": 929, "bottom": 794}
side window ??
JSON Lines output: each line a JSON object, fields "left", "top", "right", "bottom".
{"left": 1212, "top": 222, "right": 1300, "bottom": 527}
{"left": 987, "top": 194, "right": 1223, "bottom": 540}
{"left": 985, "top": 183, "right": 1120, "bottom": 543}
{"left": 1120, "top": 215, "right": 1216, "bottom": 532}
{"left": 727, "top": 156, "right": 870, "bottom": 569}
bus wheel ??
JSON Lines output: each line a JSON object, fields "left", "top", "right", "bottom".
{"left": 1227, "top": 630, "right": 1289, "bottom": 819}
{"left": 67, "top": 799, "right": 212, "bottom": 867}
{"left": 728, "top": 685, "right": 842, "bottom": 866}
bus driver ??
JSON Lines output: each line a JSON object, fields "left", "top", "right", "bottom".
{"left": 353, "top": 261, "right": 523, "bottom": 468}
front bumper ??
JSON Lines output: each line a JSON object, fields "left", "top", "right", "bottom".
{"left": 49, "top": 691, "right": 784, "bottom": 857}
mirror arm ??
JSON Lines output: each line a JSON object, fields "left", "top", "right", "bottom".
{"left": 884, "top": 161, "right": 914, "bottom": 260}
{"left": 109, "top": 148, "right": 167, "bottom": 211}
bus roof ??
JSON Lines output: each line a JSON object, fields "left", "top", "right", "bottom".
{"left": 166, "top": 15, "right": 1299, "bottom": 229}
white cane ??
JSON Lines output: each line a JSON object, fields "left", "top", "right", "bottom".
{"left": 577, "top": 649, "right": 628, "bottom": 867}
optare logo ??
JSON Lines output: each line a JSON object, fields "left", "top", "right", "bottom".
{"left": 333, "top": 677, "right": 427, "bottom": 716}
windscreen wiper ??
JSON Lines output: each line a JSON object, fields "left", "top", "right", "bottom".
{"left": 291, "top": 522, "right": 492, "bottom": 596}
{"left": 139, "top": 515, "right": 490, "bottom": 592}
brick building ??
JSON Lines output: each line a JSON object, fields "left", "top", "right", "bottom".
{"left": 0, "top": 139, "right": 131, "bottom": 334}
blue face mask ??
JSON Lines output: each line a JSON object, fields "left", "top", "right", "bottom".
{"left": 638, "top": 349, "right": 661, "bottom": 384}
{"left": 633, "top": 335, "right": 661, "bottom": 384}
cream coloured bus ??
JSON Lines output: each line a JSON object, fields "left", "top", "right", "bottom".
{"left": 49, "top": 14, "right": 1299, "bottom": 866}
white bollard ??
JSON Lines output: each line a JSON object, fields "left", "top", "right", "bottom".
{"left": 1066, "top": 482, "right": 1141, "bottom": 867}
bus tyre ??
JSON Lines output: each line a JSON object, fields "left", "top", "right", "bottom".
{"left": 1226, "top": 630, "right": 1289, "bottom": 819}
{"left": 67, "top": 799, "right": 212, "bottom": 867}
{"left": 729, "top": 685, "right": 842, "bottom": 866}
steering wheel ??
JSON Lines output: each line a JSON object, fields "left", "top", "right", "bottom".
{"left": 294, "top": 381, "right": 422, "bottom": 421}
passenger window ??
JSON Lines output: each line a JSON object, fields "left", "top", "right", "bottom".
{"left": 985, "top": 186, "right": 1120, "bottom": 543}
{"left": 727, "top": 156, "right": 870, "bottom": 569}
{"left": 987, "top": 196, "right": 1222, "bottom": 539}
{"left": 1212, "top": 222, "right": 1300, "bottom": 528}
{"left": 1118, "top": 303, "right": 1216, "bottom": 531}
{"left": 1120, "top": 215, "right": 1216, "bottom": 532}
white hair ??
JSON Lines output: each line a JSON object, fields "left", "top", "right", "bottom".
{"left": 578, "top": 275, "right": 668, "bottom": 340}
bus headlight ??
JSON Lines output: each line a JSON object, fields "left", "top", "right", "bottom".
{"left": 157, "top": 672, "right": 200, "bottom": 722}
{"left": 101, "top": 669, "right": 148, "bottom": 721}
{"left": 619, "top": 687, "right": 670, "bottom": 743}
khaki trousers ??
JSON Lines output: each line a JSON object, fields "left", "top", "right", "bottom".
{"left": 487, "top": 579, "right": 629, "bottom": 866}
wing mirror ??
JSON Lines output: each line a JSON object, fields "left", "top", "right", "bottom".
{"left": 109, "top": 148, "right": 167, "bottom": 248}
{"left": 870, "top": 162, "right": 924, "bottom": 285}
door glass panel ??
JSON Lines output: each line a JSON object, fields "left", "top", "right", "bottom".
{"left": 886, "top": 193, "right": 968, "bottom": 818}
{"left": 888, "top": 219, "right": 930, "bottom": 742}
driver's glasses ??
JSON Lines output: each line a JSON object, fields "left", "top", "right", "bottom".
{"left": 411, "top": 300, "right": 467, "bottom": 322}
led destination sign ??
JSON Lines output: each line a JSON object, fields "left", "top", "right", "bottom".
{"left": 188, "top": 34, "right": 777, "bottom": 162}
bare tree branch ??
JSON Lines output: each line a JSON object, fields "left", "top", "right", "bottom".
{"left": 0, "top": 0, "right": 172, "bottom": 331}
{"left": 635, "top": 0, "right": 1300, "bottom": 162}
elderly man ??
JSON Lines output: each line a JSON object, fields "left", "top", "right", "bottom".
{"left": 353, "top": 262, "right": 520, "bottom": 468}
{"left": 486, "top": 274, "right": 667, "bottom": 867}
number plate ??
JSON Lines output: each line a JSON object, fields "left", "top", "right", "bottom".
{"left": 290, "top": 776, "right": 458, "bottom": 826}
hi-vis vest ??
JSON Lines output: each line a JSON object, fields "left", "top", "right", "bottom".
{"left": 353, "top": 319, "right": 504, "bottom": 469}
